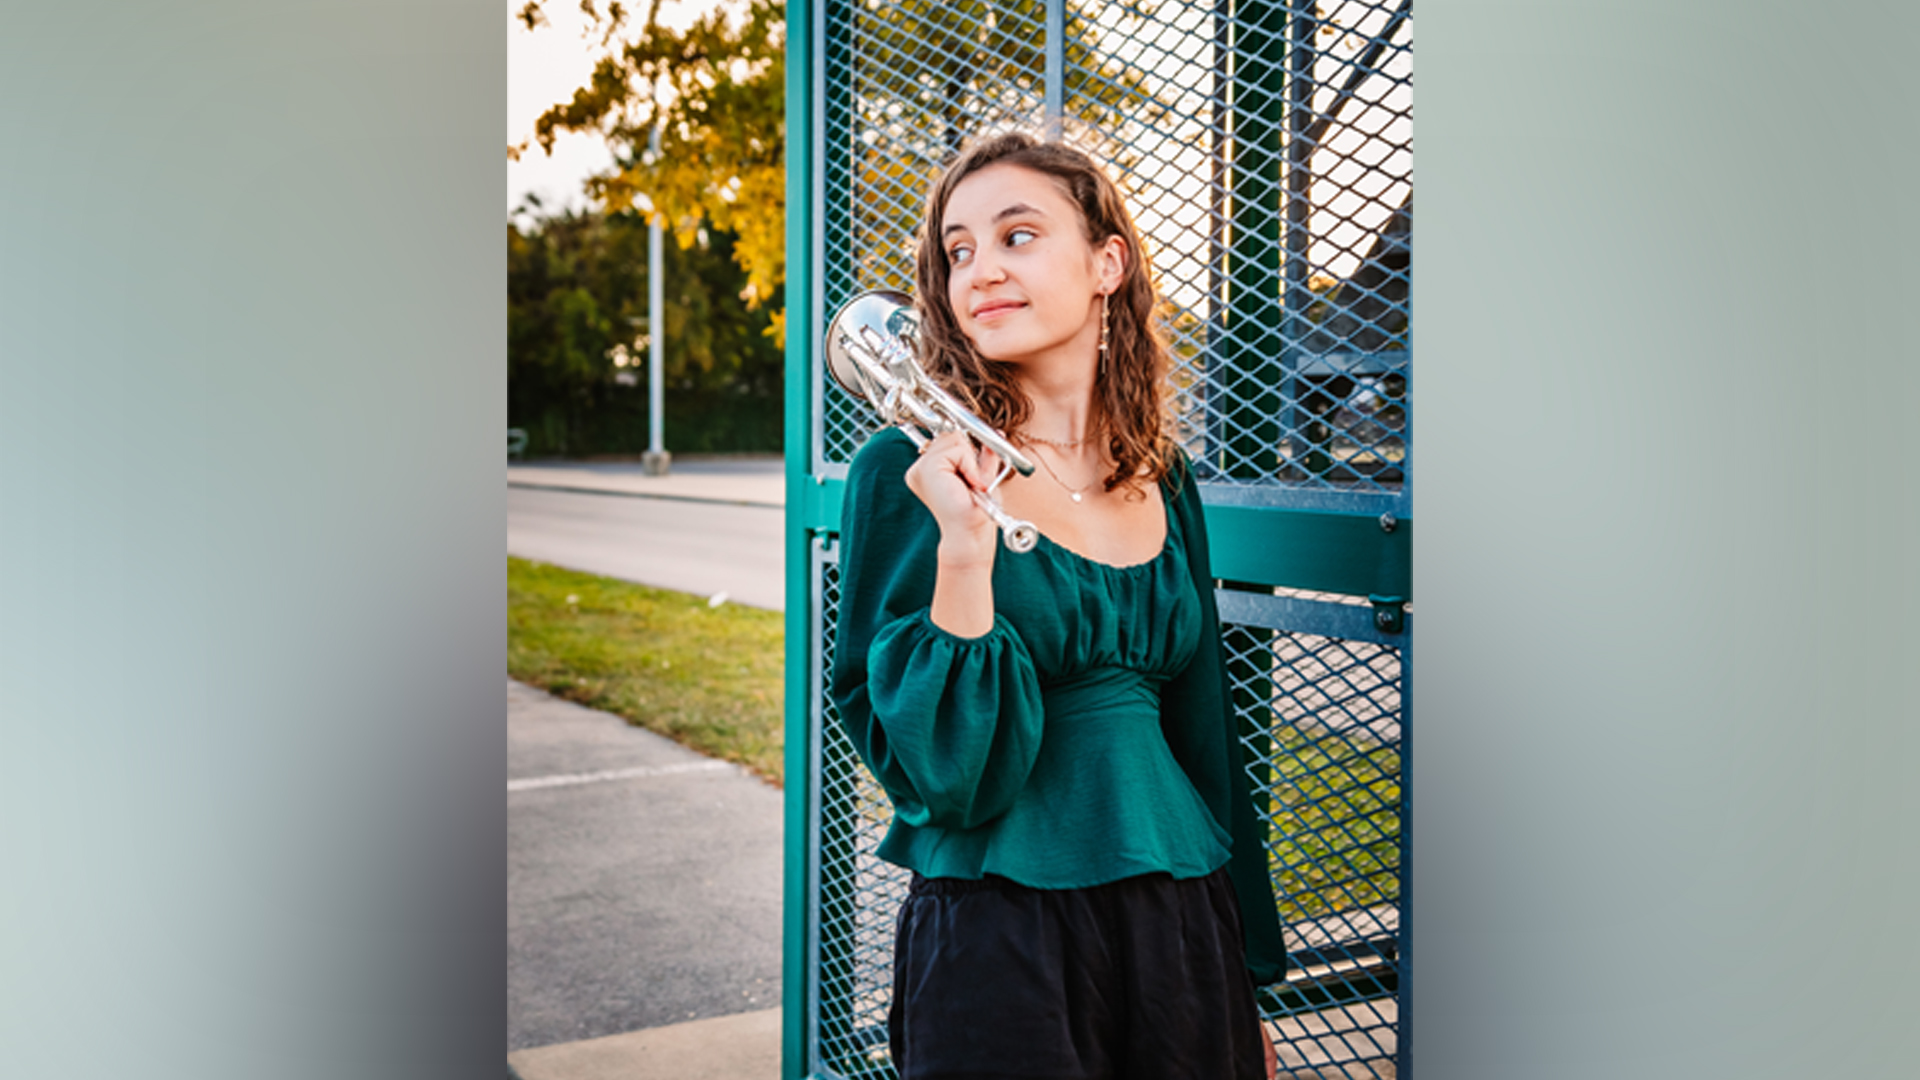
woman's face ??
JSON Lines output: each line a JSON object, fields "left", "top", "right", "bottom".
{"left": 939, "top": 163, "right": 1123, "bottom": 367}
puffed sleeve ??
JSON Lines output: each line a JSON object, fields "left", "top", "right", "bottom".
{"left": 829, "top": 429, "right": 1046, "bottom": 831}
{"left": 1158, "top": 451, "right": 1291, "bottom": 984}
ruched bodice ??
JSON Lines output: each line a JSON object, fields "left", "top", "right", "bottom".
{"left": 1010, "top": 525, "right": 1200, "bottom": 680}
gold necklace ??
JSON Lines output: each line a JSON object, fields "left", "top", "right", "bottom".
{"left": 1030, "top": 446, "right": 1099, "bottom": 504}
{"left": 1017, "top": 429, "right": 1100, "bottom": 451}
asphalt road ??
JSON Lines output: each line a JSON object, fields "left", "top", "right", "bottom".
{"left": 507, "top": 486, "right": 785, "bottom": 610}
{"left": 507, "top": 680, "right": 783, "bottom": 1052}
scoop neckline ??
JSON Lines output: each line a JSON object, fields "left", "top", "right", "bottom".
{"left": 1028, "top": 478, "right": 1177, "bottom": 573}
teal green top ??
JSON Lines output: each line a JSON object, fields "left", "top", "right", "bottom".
{"left": 831, "top": 428, "right": 1288, "bottom": 982}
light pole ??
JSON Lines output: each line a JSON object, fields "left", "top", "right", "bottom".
{"left": 642, "top": 120, "right": 671, "bottom": 477}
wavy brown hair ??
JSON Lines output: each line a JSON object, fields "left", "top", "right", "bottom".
{"left": 913, "top": 132, "right": 1174, "bottom": 493}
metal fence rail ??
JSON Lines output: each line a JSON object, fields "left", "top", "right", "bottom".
{"left": 791, "top": 1, "right": 1413, "bottom": 1076}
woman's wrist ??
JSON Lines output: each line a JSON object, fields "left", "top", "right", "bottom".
{"left": 929, "top": 537, "right": 996, "bottom": 638}
{"left": 935, "top": 526, "right": 997, "bottom": 571}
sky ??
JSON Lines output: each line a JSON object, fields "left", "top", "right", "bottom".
{"left": 508, "top": 0, "right": 725, "bottom": 220}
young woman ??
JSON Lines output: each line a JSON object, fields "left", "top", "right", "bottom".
{"left": 831, "top": 132, "right": 1287, "bottom": 1079}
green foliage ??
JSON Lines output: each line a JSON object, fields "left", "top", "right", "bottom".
{"left": 517, "top": 1, "right": 1175, "bottom": 340}
{"left": 508, "top": 200, "right": 782, "bottom": 455}
{"left": 522, "top": 0, "right": 788, "bottom": 335}
{"left": 508, "top": 557, "right": 786, "bottom": 785}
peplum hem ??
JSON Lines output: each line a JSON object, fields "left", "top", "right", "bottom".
{"left": 875, "top": 659, "right": 1232, "bottom": 889}
{"left": 877, "top": 822, "right": 1231, "bottom": 891}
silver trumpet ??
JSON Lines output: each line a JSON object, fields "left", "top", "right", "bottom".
{"left": 824, "top": 290, "right": 1040, "bottom": 553}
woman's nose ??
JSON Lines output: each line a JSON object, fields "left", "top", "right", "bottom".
{"left": 971, "top": 249, "right": 1005, "bottom": 285}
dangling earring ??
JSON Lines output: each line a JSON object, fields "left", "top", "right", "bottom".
{"left": 1097, "top": 292, "right": 1111, "bottom": 379}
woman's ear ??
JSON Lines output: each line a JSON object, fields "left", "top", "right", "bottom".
{"left": 1097, "top": 235, "right": 1128, "bottom": 295}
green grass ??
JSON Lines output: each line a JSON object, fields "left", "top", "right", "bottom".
{"left": 508, "top": 557, "right": 785, "bottom": 786}
{"left": 1265, "top": 725, "right": 1401, "bottom": 922}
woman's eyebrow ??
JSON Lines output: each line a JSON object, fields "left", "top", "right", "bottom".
{"left": 941, "top": 201, "right": 1047, "bottom": 237}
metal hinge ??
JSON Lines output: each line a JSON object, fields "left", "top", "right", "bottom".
{"left": 1369, "top": 594, "right": 1407, "bottom": 634}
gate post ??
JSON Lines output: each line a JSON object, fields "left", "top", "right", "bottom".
{"left": 779, "top": 4, "right": 817, "bottom": 1078}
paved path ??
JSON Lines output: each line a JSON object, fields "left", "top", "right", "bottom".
{"left": 507, "top": 680, "right": 783, "bottom": 1057}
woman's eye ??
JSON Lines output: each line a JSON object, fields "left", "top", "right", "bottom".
{"left": 1006, "top": 227, "right": 1036, "bottom": 247}
{"left": 948, "top": 243, "right": 973, "bottom": 265}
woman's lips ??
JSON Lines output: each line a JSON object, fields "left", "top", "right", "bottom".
{"left": 971, "top": 300, "right": 1025, "bottom": 321}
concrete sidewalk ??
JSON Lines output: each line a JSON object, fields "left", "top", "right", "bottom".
{"left": 508, "top": 456, "right": 785, "bottom": 508}
{"left": 508, "top": 679, "right": 783, "bottom": 1075}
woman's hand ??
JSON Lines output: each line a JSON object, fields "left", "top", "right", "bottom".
{"left": 905, "top": 430, "right": 1001, "bottom": 638}
{"left": 903, "top": 430, "right": 1001, "bottom": 569}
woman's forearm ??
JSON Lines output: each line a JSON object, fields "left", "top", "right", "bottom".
{"left": 928, "top": 540, "right": 996, "bottom": 637}
{"left": 906, "top": 429, "right": 1003, "bottom": 638}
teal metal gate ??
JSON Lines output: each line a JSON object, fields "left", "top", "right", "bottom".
{"left": 783, "top": 2, "right": 1412, "bottom": 1075}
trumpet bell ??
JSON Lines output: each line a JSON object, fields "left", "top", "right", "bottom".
{"left": 823, "top": 289, "right": 918, "bottom": 400}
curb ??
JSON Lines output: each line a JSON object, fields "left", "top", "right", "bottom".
{"left": 507, "top": 481, "right": 783, "bottom": 510}
{"left": 507, "top": 1008, "right": 781, "bottom": 1080}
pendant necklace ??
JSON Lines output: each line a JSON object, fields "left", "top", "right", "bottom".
{"left": 1030, "top": 446, "right": 1098, "bottom": 504}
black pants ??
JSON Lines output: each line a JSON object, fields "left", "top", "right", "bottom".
{"left": 889, "top": 868, "right": 1267, "bottom": 1080}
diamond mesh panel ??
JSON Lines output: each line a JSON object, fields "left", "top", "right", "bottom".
{"left": 1226, "top": 619, "right": 1405, "bottom": 1077}
{"left": 812, "top": 543, "right": 912, "bottom": 1079}
{"left": 808, "top": 3, "right": 1412, "bottom": 1074}
{"left": 819, "top": 0, "right": 1055, "bottom": 467}
{"left": 817, "top": 0, "right": 1412, "bottom": 493}
{"left": 808, "top": 566, "right": 1407, "bottom": 1076}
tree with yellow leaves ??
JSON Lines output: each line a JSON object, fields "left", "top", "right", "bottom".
{"left": 515, "top": 0, "right": 1172, "bottom": 335}
{"left": 516, "top": 0, "right": 788, "bottom": 337}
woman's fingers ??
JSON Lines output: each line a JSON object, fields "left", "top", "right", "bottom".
{"left": 906, "top": 432, "right": 980, "bottom": 504}
{"left": 904, "top": 431, "right": 1000, "bottom": 546}
{"left": 972, "top": 444, "right": 1003, "bottom": 490}
{"left": 915, "top": 432, "right": 986, "bottom": 490}
{"left": 952, "top": 440, "right": 996, "bottom": 493}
